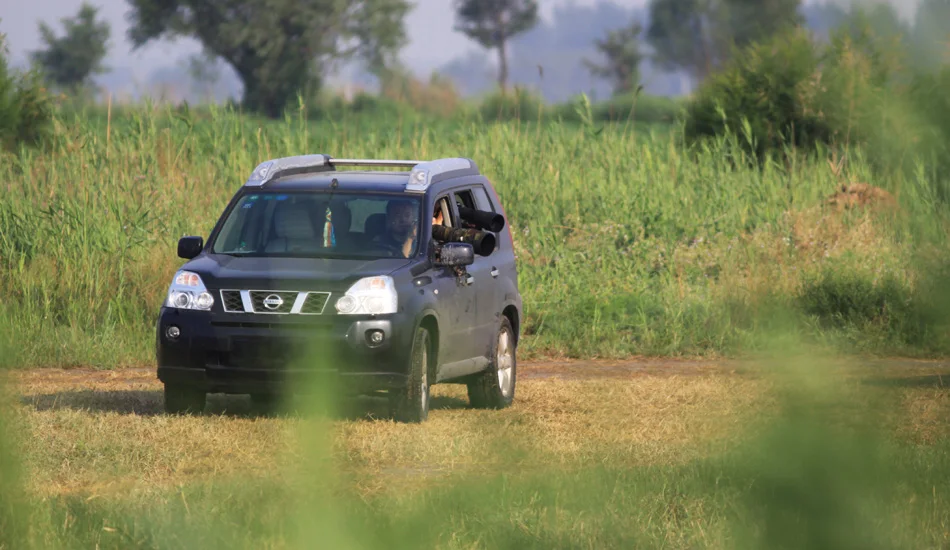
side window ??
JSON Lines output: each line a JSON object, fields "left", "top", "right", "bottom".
{"left": 433, "top": 194, "right": 456, "bottom": 228}
{"left": 452, "top": 187, "right": 501, "bottom": 254}
{"left": 453, "top": 190, "right": 476, "bottom": 211}
{"left": 452, "top": 189, "right": 478, "bottom": 229}
{"left": 472, "top": 186, "right": 494, "bottom": 212}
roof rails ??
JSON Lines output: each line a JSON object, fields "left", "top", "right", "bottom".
{"left": 405, "top": 158, "right": 478, "bottom": 193}
{"left": 243, "top": 154, "right": 480, "bottom": 194}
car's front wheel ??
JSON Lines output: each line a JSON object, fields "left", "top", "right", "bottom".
{"left": 389, "top": 326, "right": 431, "bottom": 423}
{"left": 467, "top": 316, "right": 516, "bottom": 409}
{"left": 164, "top": 384, "right": 206, "bottom": 415}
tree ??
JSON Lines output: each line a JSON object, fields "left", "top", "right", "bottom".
{"left": 176, "top": 51, "right": 221, "bottom": 102}
{"left": 647, "top": 0, "right": 804, "bottom": 87}
{"left": 646, "top": 0, "right": 731, "bottom": 85}
{"left": 830, "top": 4, "right": 911, "bottom": 86}
{"left": 0, "top": 24, "right": 53, "bottom": 151}
{"left": 724, "top": 0, "right": 802, "bottom": 49}
{"left": 801, "top": 2, "right": 850, "bottom": 40}
{"left": 911, "top": 0, "right": 950, "bottom": 70}
{"left": 453, "top": 0, "right": 539, "bottom": 93}
{"left": 583, "top": 20, "right": 644, "bottom": 96}
{"left": 29, "top": 3, "right": 110, "bottom": 91}
{"left": 126, "top": 0, "right": 411, "bottom": 117}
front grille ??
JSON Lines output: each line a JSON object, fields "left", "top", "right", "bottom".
{"left": 221, "top": 290, "right": 244, "bottom": 313}
{"left": 250, "top": 291, "right": 297, "bottom": 314}
{"left": 300, "top": 292, "right": 331, "bottom": 314}
{"left": 217, "top": 289, "right": 333, "bottom": 315}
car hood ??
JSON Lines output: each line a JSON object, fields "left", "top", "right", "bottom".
{"left": 182, "top": 254, "right": 412, "bottom": 291}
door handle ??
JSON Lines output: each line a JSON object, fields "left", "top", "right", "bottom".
{"left": 491, "top": 268, "right": 499, "bottom": 278}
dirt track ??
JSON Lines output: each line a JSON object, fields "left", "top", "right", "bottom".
{"left": 7, "top": 356, "right": 950, "bottom": 499}
{"left": 10, "top": 356, "right": 950, "bottom": 389}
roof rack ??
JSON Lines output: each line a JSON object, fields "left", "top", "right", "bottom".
{"left": 329, "top": 158, "right": 423, "bottom": 168}
{"left": 405, "top": 158, "right": 479, "bottom": 194}
{"left": 244, "top": 154, "right": 480, "bottom": 193}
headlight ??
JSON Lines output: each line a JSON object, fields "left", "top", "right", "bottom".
{"left": 335, "top": 276, "right": 398, "bottom": 315}
{"left": 165, "top": 270, "right": 214, "bottom": 311}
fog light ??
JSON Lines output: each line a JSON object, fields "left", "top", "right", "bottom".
{"left": 166, "top": 325, "right": 181, "bottom": 340}
{"left": 366, "top": 329, "right": 384, "bottom": 346}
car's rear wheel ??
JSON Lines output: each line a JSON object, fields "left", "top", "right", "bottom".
{"left": 250, "top": 392, "right": 280, "bottom": 414}
{"left": 467, "top": 316, "right": 516, "bottom": 409}
{"left": 389, "top": 326, "right": 431, "bottom": 423}
{"left": 164, "top": 384, "right": 206, "bottom": 415}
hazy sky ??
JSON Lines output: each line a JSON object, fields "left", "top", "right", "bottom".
{"left": 0, "top": 0, "right": 921, "bottom": 81}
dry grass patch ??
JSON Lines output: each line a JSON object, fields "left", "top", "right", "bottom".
{"left": 3, "top": 359, "right": 950, "bottom": 548}
{"left": 9, "top": 364, "right": 769, "bottom": 501}
{"left": 9, "top": 358, "right": 950, "bottom": 506}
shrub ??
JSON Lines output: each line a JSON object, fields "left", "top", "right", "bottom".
{"left": 595, "top": 93, "right": 685, "bottom": 124}
{"left": 348, "top": 91, "right": 410, "bottom": 118}
{"left": 551, "top": 92, "right": 685, "bottom": 125}
{"left": 797, "top": 260, "right": 950, "bottom": 354}
{"left": 478, "top": 86, "right": 545, "bottom": 122}
{"left": 798, "top": 268, "right": 912, "bottom": 331}
{"left": 378, "top": 69, "right": 463, "bottom": 118}
{"left": 682, "top": 21, "right": 921, "bottom": 169}
{"left": 905, "top": 66, "right": 950, "bottom": 199}
{"left": 683, "top": 28, "right": 832, "bottom": 160}
{"left": 0, "top": 30, "right": 53, "bottom": 152}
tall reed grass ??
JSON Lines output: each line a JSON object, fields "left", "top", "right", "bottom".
{"left": 0, "top": 103, "right": 947, "bottom": 368}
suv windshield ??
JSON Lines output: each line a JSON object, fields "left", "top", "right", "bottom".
{"left": 211, "top": 191, "right": 423, "bottom": 259}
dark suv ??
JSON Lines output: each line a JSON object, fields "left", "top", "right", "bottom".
{"left": 156, "top": 155, "right": 522, "bottom": 422}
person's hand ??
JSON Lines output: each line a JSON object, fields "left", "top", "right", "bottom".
{"left": 402, "top": 224, "right": 418, "bottom": 258}
{"left": 432, "top": 210, "right": 443, "bottom": 225}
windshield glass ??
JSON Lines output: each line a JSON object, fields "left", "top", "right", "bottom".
{"left": 211, "top": 191, "right": 423, "bottom": 259}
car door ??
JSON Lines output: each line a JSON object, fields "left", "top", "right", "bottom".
{"left": 428, "top": 193, "right": 478, "bottom": 367}
{"left": 450, "top": 187, "right": 498, "bottom": 361}
{"left": 471, "top": 182, "right": 515, "bottom": 298}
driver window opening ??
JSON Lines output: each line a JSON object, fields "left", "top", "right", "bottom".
{"left": 433, "top": 196, "right": 454, "bottom": 228}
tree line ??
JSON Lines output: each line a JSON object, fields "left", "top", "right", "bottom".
{"left": 16, "top": 0, "right": 950, "bottom": 118}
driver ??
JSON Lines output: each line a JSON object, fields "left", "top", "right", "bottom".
{"left": 372, "top": 199, "right": 418, "bottom": 258}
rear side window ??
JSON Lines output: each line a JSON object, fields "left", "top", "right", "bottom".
{"left": 472, "top": 186, "right": 493, "bottom": 212}
{"left": 453, "top": 189, "right": 477, "bottom": 212}
{"left": 451, "top": 186, "right": 506, "bottom": 253}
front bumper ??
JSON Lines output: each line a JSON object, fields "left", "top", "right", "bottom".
{"left": 155, "top": 307, "right": 414, "bottom": 395}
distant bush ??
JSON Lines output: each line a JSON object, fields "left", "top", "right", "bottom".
{"left": 0, "top": 34, "right": 53, "bottom": 152}
{"left": 378, "top": 69, "right": 464, "bottom": 118}
{"left": 477, "top": 87, "right": 546, "bottom": 122}
{"left": 905, "top": 67, "right": 950, "bottom": 199}
{"left": 552, "top": 92, "right": 685, "bottom": 125}
{"left": 683, "top": 28, "right": 833, "bottom": 160}
{"left": 683, "top": 22, "right": 920, "bottom": 168}
{"left": 347, "top": 91, "right": 411, "bottom": 118}
{"left": 796, "top": 256, "right": 950, "bottom": 354}
{"left": 798, "top": 267, "right": 913, "bottom": 332}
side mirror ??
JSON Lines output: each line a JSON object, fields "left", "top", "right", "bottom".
{"left": 435, "top": 242, "right": 475, "bottom": 268}
{"left": 178, "top": 236, "right": 204, "bottom": 259}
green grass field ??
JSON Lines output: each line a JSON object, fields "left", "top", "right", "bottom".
{"left": 1, "top": 104, "right": 948, "bottom": 369}
{"left": 3, "top": 344, "right": 950, "bottom": 549}
{"left": 2, "top": 103, "right": 950, "bottom": 548}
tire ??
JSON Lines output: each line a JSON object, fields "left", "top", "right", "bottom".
{"left": 468, "top": 316, "right": 517, "bottom": 409}
{"left": 250, "top": 392, "right": 280, "bottom": 414}
{"left": 390, "top": 326, "right": 431, "bottom": 423}
{"left": 164, "top": 384, "right": 206, "bottom": 415}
